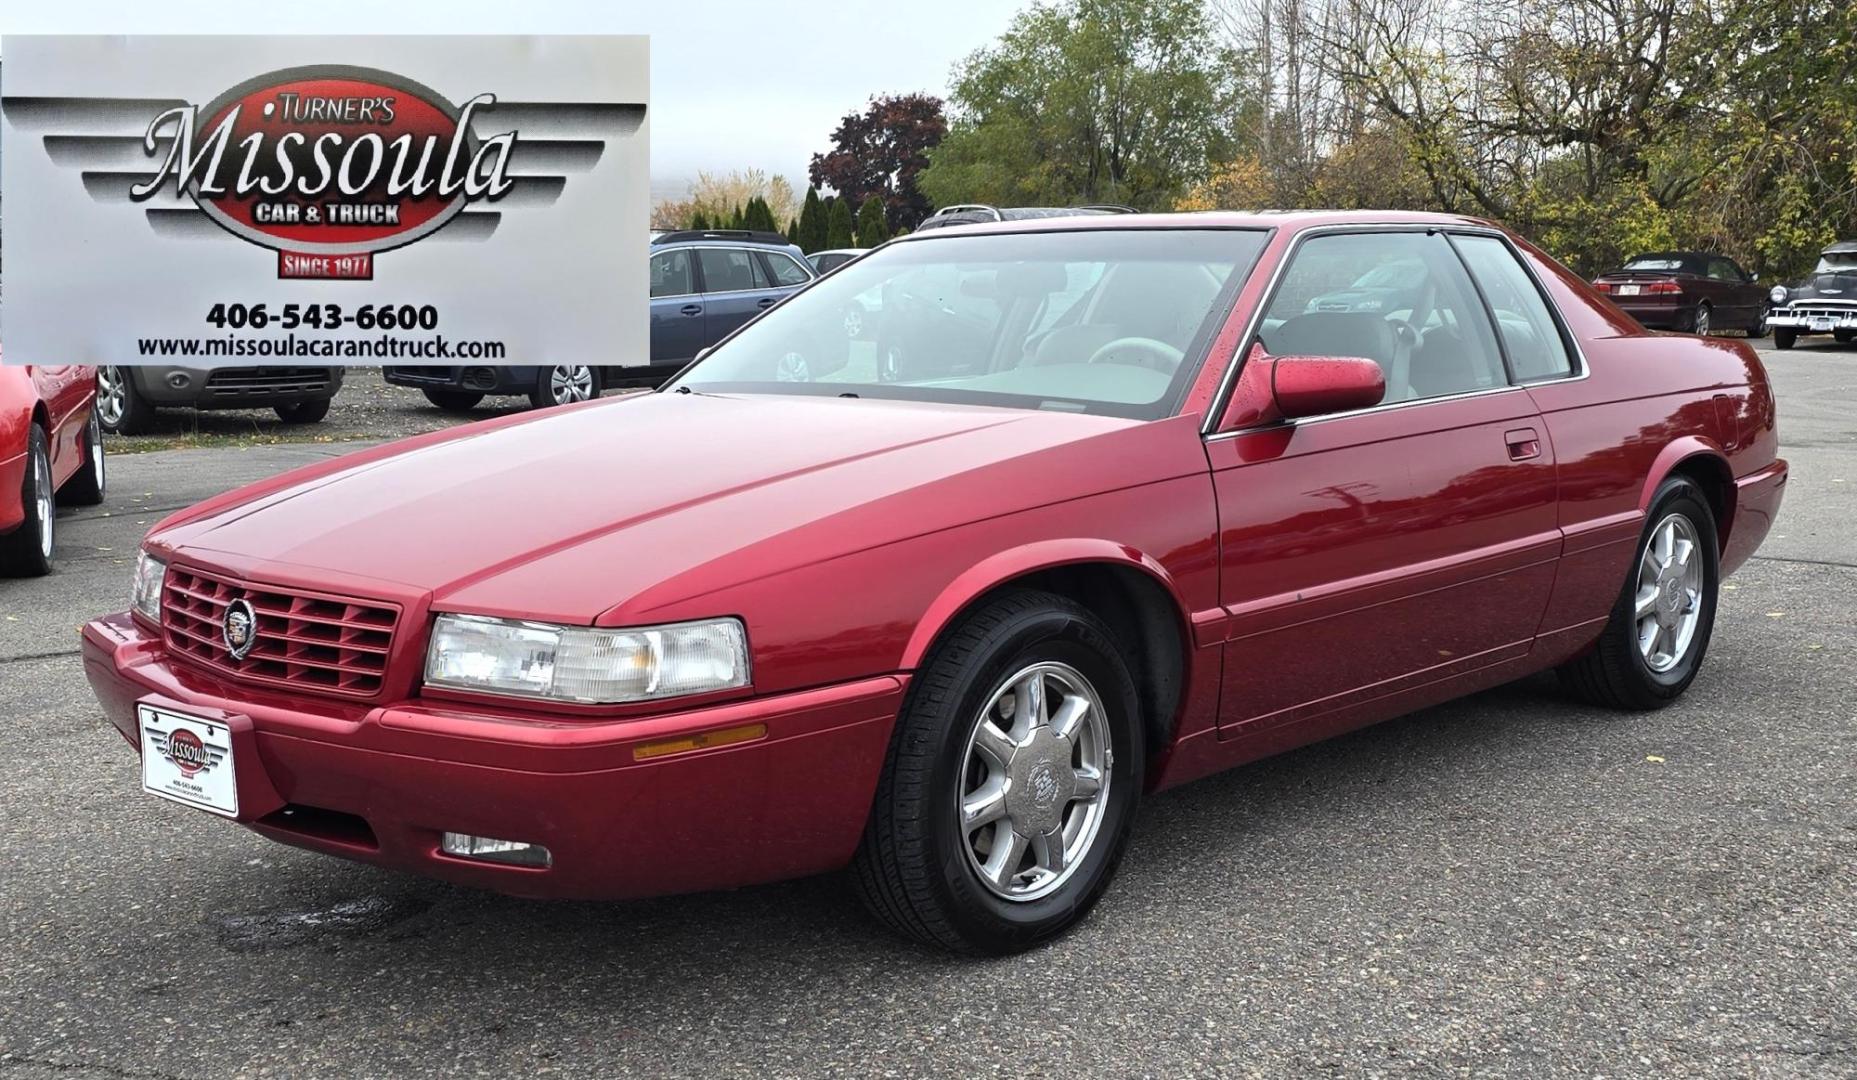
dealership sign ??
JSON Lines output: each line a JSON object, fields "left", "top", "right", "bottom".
{"left": 2, "top": 37, "right": 649, "bottom": 366}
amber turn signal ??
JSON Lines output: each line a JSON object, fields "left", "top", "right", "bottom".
{"left": 631, "top": 723, "right": 767, "bottom": 761}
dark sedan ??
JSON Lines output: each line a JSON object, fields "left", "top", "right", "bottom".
{"left": 1591, "top": 252, "right": 1769, "bottom": 337}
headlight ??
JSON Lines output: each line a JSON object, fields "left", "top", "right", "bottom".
{"left": 131, "top": 551, "right": 167, "bottom": 623}
{"left": 424, "top": 614, "right": 749, "bottom": 704}
{"left": 1770, "top": 285, "right": 1789, "bottom": 305}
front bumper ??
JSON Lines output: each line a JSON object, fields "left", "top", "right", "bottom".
{"left": 136, "top": 366, "right": 344, "bottom": 408}
{"left": 82, "top": 612, "right": 903, "bottom": 900}
{"left": 1769, "top": 305, "right": 1857, "bottom": 333}
{"left": 382, "top": 366, "right": 534, "bottom": 395}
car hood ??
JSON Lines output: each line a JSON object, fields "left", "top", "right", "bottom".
{"left": 1786, "top": 270, "right": 1857, "bottom": 301}
{"left": 156, "top": 391, "right": 1189, "bottom": 624}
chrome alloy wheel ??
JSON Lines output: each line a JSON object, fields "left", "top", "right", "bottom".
{"left": 1635, "top": 512, "right": 1703, "bottom": 673}
{"left": 97, "top": 366, "right": 127, "bottom": 429}
{"left": 1694, "top": 305, "right": 1711, "bottom": 336}
{"left": 31, "top": 441, "right": 53, "bottom": 559}
{"left": 958, "top": 661, "right": 1112, "bottom": 902}
{"left": 548, "top": 365, "right": 596, "bottom": 404}
{"left": 88, "top": 410, "right": 105, "bottom": 486}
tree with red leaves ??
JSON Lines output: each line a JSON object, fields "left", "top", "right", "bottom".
{"left": 809, "top": 93, "right": 948, "bottom": 233}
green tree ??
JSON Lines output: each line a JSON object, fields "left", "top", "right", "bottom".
{"left": 855, "top": 196, "right": 891, "bottom": 247}
{"left": 689, "top": 210, "right": 710, "bottom": 230}
{"left": 798, "top": 186, "right": 827, "bottom": 252}
{"left": 920, "top": 0, "right": 1247, "bottom": 211}
{"left": 826, "top": 197, "right": 855, "bottom": 249}
{"left": 784, "top": 218, "right": 801, "bottom": 245}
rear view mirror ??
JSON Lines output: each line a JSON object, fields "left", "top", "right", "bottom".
{"left": 1271, "top": 355, "right": 1386, "bottom": 419}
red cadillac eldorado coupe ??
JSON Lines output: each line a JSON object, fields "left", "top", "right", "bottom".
{"left": 82, "top": 212, "right": 1786, "bottom": 953}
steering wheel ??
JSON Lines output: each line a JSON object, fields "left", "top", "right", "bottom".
{"left": 1083, "top": 336, "right": 1185, "bottom": 373}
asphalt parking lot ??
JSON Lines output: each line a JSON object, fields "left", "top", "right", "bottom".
{"left": 1, "top": 341, "right": 1852, "bottom": 1078}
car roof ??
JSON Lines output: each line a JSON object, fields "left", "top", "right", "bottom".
{"left": 1823, "top": 240, "right": 1857, "bottom": 255}
{"left": 892, "top": 208, "right": 1501, "bottom": 242}
{"left": 652, "top": 229, "right": 797, "bottom": 250}
{"left": 811, "top": 248, "right": 868, "bottom": 257}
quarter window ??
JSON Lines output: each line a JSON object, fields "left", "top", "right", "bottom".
{"left": 1258, "top": 231, "right": 1508, "bottom": 405}
{"left": 649, "top": 250, "right": 694, "bottom": 298}
{"left": 1450, "top": 235, "right": 1575, "bottom": 381}
{"left": 761, "top": 251, "right": 814, "bottom": 287}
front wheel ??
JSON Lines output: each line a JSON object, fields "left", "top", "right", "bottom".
{"left": 1836, "top": 329, "right": 1855, "bottom": 345}
{"left": 853, "top": 589, "right": 1144, "bottom": 954}
{"left": 1558, "top": 476, "right": 1719, "bottom": 709}
{"left": 1774, "top": 328, "right": 1796, "bottom": 350}
{"left": 97, "top": 365, "right": 155, "bottom": 435}
{"left": 530, "top": 365, "right": 600, "bottom": 409}
{"left": 273, "top": 399, "right": 331, "bottom": 424}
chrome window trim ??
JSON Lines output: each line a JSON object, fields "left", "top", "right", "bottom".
{"left": 1199, "top": 222, "right": 1591, "bottom": 438}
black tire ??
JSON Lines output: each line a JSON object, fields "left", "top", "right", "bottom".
{"left": 422, "top": 389, "right": 485, "bottom": 413}
{"left": 1774, "top": 328, "right": 1796, "bottom": 350}
{"left": 99, "top": 366, "right": 156, "bottom": 436}
{"left": 1748, "top": 305, "right": 1770, "bottom": 339}
{"left": 1689, "top": 302, "right": 1712, "bottom": 336}
{"left": 529, "top": 365, "right": 601, "bottom": 409}
{"left": 0, "top": 425, "right": 55, "bottom": 577}
{"left": 60, "top": 407, "right": 106, "bottom": 506}
{"left": 273, "top": 399, "right": 331, "bottom": 424}
{"left": 1558, "top": 476, "right": 1719, "bottom": 710}
{"left": 1836, "top": 329, "right": 1855, "bottom": 345}
{"left": 853, "top": 589, "right": 1144, "bottom": 954}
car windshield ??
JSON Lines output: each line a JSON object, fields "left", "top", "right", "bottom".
{"left": 1813, "top": 251, "right": 1857, "bottom": 273}
{"left": 668, "top": 228, "right": 1266, "bottom": 419}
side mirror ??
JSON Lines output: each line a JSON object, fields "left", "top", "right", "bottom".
{"left": 1271, "top": 355, "right": 1386, "bottom": 419}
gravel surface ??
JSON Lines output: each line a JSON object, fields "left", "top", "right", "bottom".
{"left": 0, "top": 342, "right": 1850, "bottom": 1078}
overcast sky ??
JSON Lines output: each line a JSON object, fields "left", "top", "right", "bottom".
{"left": 0, "top": 0, "right": 1020, "bottom": 199}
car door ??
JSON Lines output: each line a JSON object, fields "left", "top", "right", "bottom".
{"left": 648, "top": 248, "right": 706, "bottom": 364}
{"left": 1204, "top": 228, "right": 1562, "bottom": 740}
{"left": 696, "top": 247, "right": 775, "bottom": 344}
{"left": 1711, "top": 257, "right": 1759, "bottom": 329}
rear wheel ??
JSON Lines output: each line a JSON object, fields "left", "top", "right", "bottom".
{"left": 529, "top": 365, "right": 600, "bottom": 409}
{"left": 422, "top": 389, "right": 485, "bottom": 413}
{"left": 1748, "top": 305, "right": 1770, "bottom": 338}
{"left": 60, "top": 407, "right": 106, "bottom": 506}
{"left": 1689, "top": 302, "right": 1712, "bottom": 336}
{"left": 0, "top": 425, "right": 55, "bottom": 577}
{"left": 1558, "top": 476, "right": 1718, "bottom": 710}
{"left": 273, "top": 399, "right": 331, "bottom": 424}
{"left": 853, "top": 589, "right": 1144, "bottom": 954}
{"left": 1774, "top": 328, "right": 1796, "bottom": 350}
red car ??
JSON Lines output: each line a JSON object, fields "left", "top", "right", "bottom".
{"left": 83, "top": 212, "right": 1787, "bottom": 954}
{"left": 3, "top": 362, "right": 105, "bottom": 576}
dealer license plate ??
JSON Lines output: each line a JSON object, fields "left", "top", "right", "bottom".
{"left": 139, "top": 705, "right": 238, "bottom": 817}
{"left": 1810, "top": 317, "right": 1836, "bottom": 331}
{"left": 1616, "top": 284, "right": 1640, "bottom": 296}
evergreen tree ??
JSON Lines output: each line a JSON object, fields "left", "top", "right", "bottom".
{"left": 855, "top": 196, "right": 890, "bottom": 247}
{"left": 826, "top": 197, "right": 855, "bottom": 249}
{"left": 690, "top": 210, "right": 710, "bottom": 230}
{"left": 797, "top": 187, "right": 827, "bottom": 253}
{"left": 784, "top": 218, "right": 801, "bottom": 245}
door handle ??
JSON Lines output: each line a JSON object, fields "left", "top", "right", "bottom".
{"left": 756, "top": 297, "right": 777, "bottom": 308}
{"left": 680, "top": 304, "right": 702, "bottom": 316}
{"left": 1504, "top": 427, "right": 1542, "bottom": 461}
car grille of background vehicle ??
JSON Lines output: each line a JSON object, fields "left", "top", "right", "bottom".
{"left": 203, "top": 367, "right": 333, "bottom": 398}
{"left": 161, "top": 566, "right": 399, "bottom": 698}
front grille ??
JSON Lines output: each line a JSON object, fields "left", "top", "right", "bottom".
{"left": 202, "top": 367, "right": 333, "bottom": 397}
{"left": 161, "top": 566, "right": 400, "bottom": 698}
{"left": 1781, "top": 303, "right": 1857, "bottom": 320}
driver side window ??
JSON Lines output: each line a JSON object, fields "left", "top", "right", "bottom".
{"left": 1258, "top": 231, "right": 1508, "bottom": 406}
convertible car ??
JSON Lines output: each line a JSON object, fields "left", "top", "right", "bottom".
{"left": 83, "top": 211, "right": 1786, "bottom": 954}
{"left": 3, "top": 361, "right": 105, "bottom": 576}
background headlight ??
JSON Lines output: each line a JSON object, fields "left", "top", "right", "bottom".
{"left": 1770, "top": 285, "right": 1789, "bottom": 305}
{"left": 424, "top": 614, "right": 749, "bottom": 704}
{"left": 131, "top": 552, "right": 167, "bottom": 623}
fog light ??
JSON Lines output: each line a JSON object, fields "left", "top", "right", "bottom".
{"left": 441, "top": 832, "right": 552, "bottom": 867}
{"left": 167, "top": 371, "right": 192, "bottom": 390}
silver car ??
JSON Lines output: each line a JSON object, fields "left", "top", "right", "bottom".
{"left": 97, "top": 365, "right": 343, "bottom": 435}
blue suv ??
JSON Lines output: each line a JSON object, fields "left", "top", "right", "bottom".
{"left": 385, "top": 229, "right": 816, "bottom": 411}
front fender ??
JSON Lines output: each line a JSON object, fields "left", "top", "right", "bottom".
{"left": 900, "top": 538, "right": 1187, "bottom": 669}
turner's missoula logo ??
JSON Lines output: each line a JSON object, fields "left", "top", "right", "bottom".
{"left": 9, "top": 65, "right": 644, "bottom": 280}
{"left": 132, "top": 66, "right": 514, "bottom": 278}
